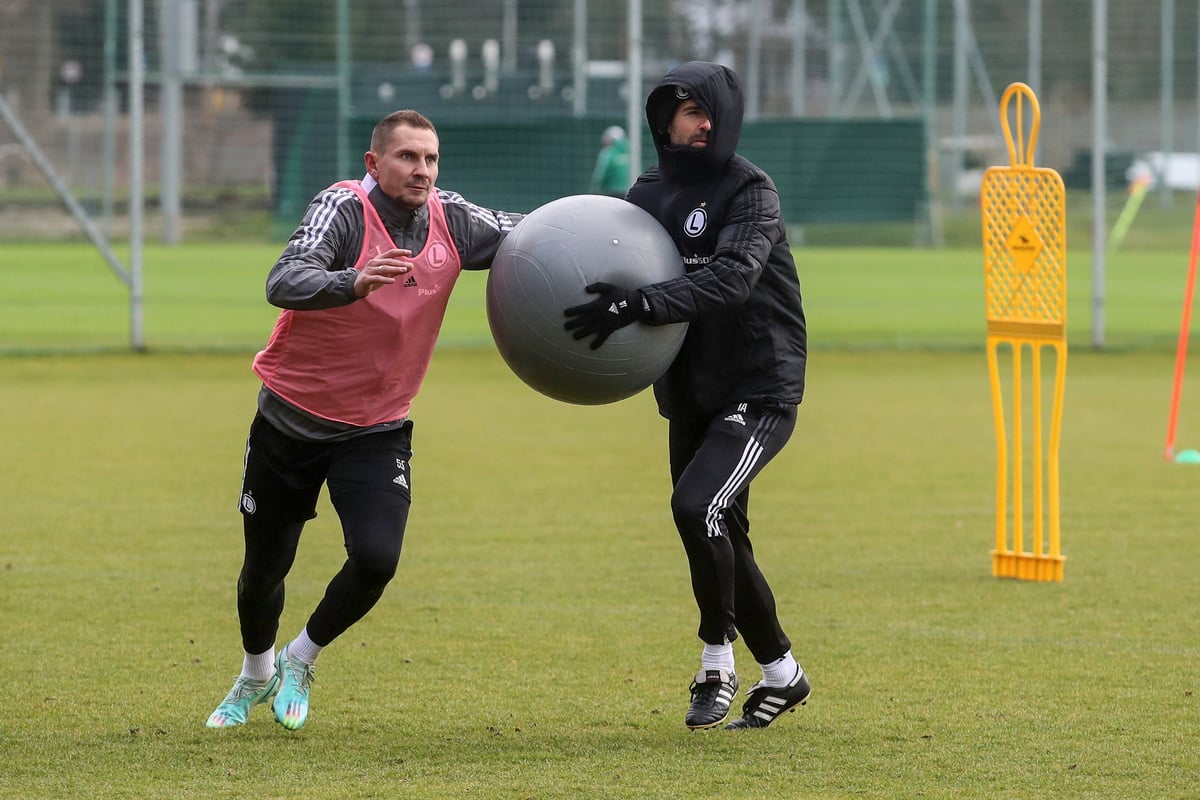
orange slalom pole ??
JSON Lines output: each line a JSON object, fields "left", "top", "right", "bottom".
{"left": 1165, "top": 190, "right": 1200, "bottom": 461}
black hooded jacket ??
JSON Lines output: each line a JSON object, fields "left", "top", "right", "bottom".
{"left": 628, "top": 61, "right": 808, "bottom": 421}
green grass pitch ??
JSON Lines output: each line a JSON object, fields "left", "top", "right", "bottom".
{"left": 1, "top": 239, "right": 1199, "bottom": 798}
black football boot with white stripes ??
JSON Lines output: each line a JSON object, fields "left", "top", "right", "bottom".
{"left": 724, "top": 669, "right": 811, "bottom": 729}
{"left": 685, "top": 669, "right": 739, "bottom": 730}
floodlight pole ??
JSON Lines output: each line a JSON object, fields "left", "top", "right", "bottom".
{"left": 790, "top": 0, "right": 807, "bottom": 115}
{"left": 336, "top": 0, "right": 351, "bottom": 178}
{"left": 1091, "top": 0, "right": 1107, "bottom": 349}
{"left": 746, "top": 0, "right": 764, "bottom": 120}
{"left": 918, "top": 0, "right": 941, "bottom": 247}
{"left": 828, "top": 0, "right": 844, "bottom": 111}
{"left": 160, "top": 0, "right": 184, "bottom": 246}
{"left": 626, "top": 0, "right": 643, "bottom": 189}
{"left": 103, "top": 0, "right": 118, "bottom": 233}
{"left": 1027, "top": 0, "right": 1041, "bottom": 96}
{"left": 1160, "top": 0, "right": 1175, "bottom": 209}
{"left": 572, "top": 0, "right": 587, "bottom": 116}
{"left": 129, "top": 0, "right": 146, "bottom": 352}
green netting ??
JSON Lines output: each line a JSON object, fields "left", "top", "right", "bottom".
{"left": 271, "top": 91, "right": 925, "bottom": 230}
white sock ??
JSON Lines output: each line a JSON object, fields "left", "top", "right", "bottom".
{"left": 286, "top": 627, "right": 324, "bottom": 666}
{"left": 761, "top": 651, "right": 802, "bottom": 687}
{"left": 701, "top": 643, "right": 735, "bottom": 673}
{"left": 242, "top": 647, "right": 275, "bottom": 682}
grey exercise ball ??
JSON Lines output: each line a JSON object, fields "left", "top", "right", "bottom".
{"left": 486, "top": 194, "right": 688, "bottom": 405}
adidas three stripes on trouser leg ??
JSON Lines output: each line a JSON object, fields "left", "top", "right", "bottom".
{"left": 667, "top": 402, "right": 797, "bottom": 664}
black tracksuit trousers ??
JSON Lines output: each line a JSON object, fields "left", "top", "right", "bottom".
{"left": 668, "top": 401, "right": 796, "bottom": 663}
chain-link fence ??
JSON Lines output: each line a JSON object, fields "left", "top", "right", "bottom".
{"left": 1, "top": 0, "right": 1198, "bottom": 245}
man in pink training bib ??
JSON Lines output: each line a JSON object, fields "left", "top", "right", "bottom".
{"left": 206, "top": 109, "right": 523, "bottom": 731}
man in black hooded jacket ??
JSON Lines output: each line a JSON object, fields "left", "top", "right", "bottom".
{"left": 564, "top": 61, "right": 810, "bottom": 731}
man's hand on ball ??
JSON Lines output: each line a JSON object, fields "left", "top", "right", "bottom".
{"left": 563, "top": 281, "right": 649, "bottom": 349}
{"left": 355, "top": 248, "right": 413, "bottom": 298}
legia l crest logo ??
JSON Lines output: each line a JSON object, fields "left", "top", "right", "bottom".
{"left": 427, "top": 242, "right": 450, "bottom": 269}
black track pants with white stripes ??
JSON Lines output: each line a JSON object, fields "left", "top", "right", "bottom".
{"left": 668, "top": 402, "right": 797, "bottom": 663}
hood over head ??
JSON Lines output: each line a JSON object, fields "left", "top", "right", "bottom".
{"left": 645, "top": 61, "right": 744, "bottom": 181}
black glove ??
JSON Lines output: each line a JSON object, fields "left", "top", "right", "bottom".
{"left": 563, "top": 282, "right": 649, "bottom": 350}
